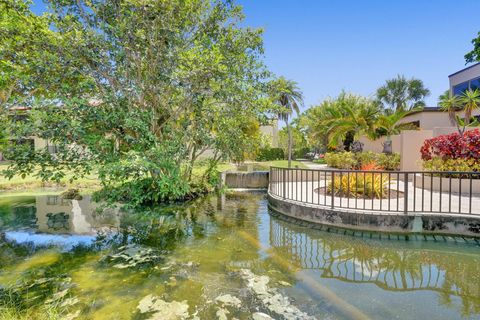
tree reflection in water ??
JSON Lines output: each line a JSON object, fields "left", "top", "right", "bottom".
{"left": 269, "top": 217, "right": 480, "bottom": 316}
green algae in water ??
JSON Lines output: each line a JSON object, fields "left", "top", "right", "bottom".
{"left": 0, "top": 192, "right": 479, "bottom": 319}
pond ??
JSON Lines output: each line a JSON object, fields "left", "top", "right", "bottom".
{"left": 0, "top": 192, "right": 479, "bottom": 319}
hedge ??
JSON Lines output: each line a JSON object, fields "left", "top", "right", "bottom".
{"left": 256, "top": 147, "right": 285, "bottom": 161}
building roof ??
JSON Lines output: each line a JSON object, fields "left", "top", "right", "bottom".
{"left": 448, "top": 62, "right": 480, "bottom": 78}
{"left": 404, "top": 107, "right": 442, "bottom": 116}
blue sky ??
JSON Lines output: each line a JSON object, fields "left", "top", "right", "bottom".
{"left": 32, "top": 0, "right": 480, "bottom": 110}
{"left": 238, "top": 0, "right": 480, "bottom": 110}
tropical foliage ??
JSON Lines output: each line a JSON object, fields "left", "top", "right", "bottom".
{"left": 1, "top": 0, "right": 275, "bottom": 205}
{"left": 376, "top": 108, "right": 419, "bottom": 153}
{"left": 438, "top": 89, "right": 480, "bottom": 135}
{"left": 278, "top": 125, "right": 309, "bottom": 159}
{"left": 421, "top": 129, "right": 480, "bottom": 175}
{"left": 421, "top": 129, "right": 480, "bottom": 161}
{"left": 422, "top": 158, "right": 480, "bottom": 173}
{"left": 324, "top": 151, "right": 400, "bottom": 171}
{"left": 300, "top": 90, "right": 418, "bottom": 153}
{"left": 376, "top": 75, "right": 430, "bottom": 111}
{"left": 327, "top": 168, "right": 389, "bottom": 199}
{"left": 255, "top": 147, "right": 284, "bottom": 161}
{"left": 305, "top": 92, "right": 380, "bottom": 152}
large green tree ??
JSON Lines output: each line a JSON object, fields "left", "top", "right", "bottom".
{"left": 465, "top": 31, "right": 480, "bottom": 63}
{"left": 269, "top": 77, "right": 303, "bottom": 168}
{"left": 0, "top": 0, "right": 88, "bottom": 106}
{"left": 2, "top": 0, "right": 271, "bottom": 205}
{"left": 316, "top": 92, "right": 380, "bottom": 152}
{"left": 376, "top": 75, "right": 430, "bottom": 111}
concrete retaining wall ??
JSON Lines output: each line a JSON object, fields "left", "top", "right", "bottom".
{"left": 220, "top": 171, "right": 269, "bottom": 189}
{"left": 268, "top": 193, "right": 480, "bottom": 238}
{"left": 414, "top": 174, "right": 480, "bottom": 194}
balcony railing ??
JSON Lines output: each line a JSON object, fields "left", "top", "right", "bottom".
{"left": 268, "top": 167, "right": 480, "bottom": 215}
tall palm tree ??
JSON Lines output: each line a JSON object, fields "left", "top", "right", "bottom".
{"left": 438, "top": 90, "right": 461, "bottom": 130}
{"left": 270, "top": 77, "right": 304, "bottom": 168}
{"left": 376, "top": 109, "right": 419, "bottom": 153}
{"left": 376, "top": 75, "right": 430, "bottom": 111}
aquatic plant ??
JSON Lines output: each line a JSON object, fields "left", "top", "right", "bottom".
{"left": 0, "top": 275, "right": 78, "bottom": 320}
{"left": 101, "top": 244, "right": 166, "bottom": 269}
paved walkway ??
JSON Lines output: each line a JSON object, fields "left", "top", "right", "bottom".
{"left": 270, "top": 180, "right": 480, "bottom": 215}
{"left": 301, "top": 161, "right": 328, "bottom": 170}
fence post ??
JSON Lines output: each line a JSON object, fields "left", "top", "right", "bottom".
{"left": 331, "top": 171, "right": 335, "bottom": 209}
{"left": 268, "top": 167, "right": 272, "bottom": 193}
{"left": 404, "top": 172, "right": 409, "bottom": 214}
{"left": 283, "top": 169, "right": 286, "bottom": 199}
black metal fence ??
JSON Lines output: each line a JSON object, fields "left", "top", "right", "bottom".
{"left": 269, "top": 167, "right": 480, "bottom": 215}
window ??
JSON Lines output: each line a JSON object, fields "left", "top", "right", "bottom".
{"left": 453, "top": 81, "right": 469, "bottom": 96}
{"left": 470, "top": 77, "right": 480, "bottom": 91}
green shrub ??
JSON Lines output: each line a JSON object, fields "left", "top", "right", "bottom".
{"left": 324, "top": 151, "right": 400, "bottom": 171}
{"left": 294, "top": 147, "right": 310, "bottom": 159}
{"left": 325, "top": 152, "right": 356, "bottom": 169}
{"left": 256, "top": 148, "right": 285, "bottom": 161}
{"left": 423, "top": 158, "right": 480, "bottom": 173}
{"left": 376, "top": 153, "right": 400, "bottom": 171}
{"left": 355, "top": 151, "right": 377, "bottom": 167}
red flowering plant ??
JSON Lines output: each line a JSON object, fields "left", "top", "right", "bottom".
{"left": 421, "top": 129, "right": 480, "bottom": 173}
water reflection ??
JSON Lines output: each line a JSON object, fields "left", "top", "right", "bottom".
{"left": 269, "top": 216, "right": 480, "bottom": 316}
{"left": 0, "top": 195, "right": 121, "bottom": 250}
{"left": 0, "top": 192, "right": 479, "bottom": 319}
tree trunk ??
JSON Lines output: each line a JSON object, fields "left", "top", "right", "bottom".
{"left": 287, "top": 121, "right": 292, "bottom": 168}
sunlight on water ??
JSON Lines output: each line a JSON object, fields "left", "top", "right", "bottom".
{"left": 0, "top": 192, "right": 479, "bottom": 319}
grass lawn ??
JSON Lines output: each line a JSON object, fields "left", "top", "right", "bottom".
{"left": 251, "top": 160, "right": 307, "bottom": 170}
{"left": 0, "top": 162, "right": 237, "bottom": 192}
{"left": 0, "top": 160, "right": 303, "bottom": 191}
{"left": 0, "top": 163, "right": 101, "bottom": 191}
{"left": 313, "top": 158, "right": 326, "bottom": 164}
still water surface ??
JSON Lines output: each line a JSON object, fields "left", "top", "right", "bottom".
{"left": 0, "top": 192, "right": 479, "bottom": 319}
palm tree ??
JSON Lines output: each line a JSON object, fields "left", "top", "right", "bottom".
{"left": 459, "top": 89, "right": 480, "bottom": 126}
{"left": 376, "top": 109, "right": 419, "bottom": 153}
{"left": 376, "top": 75, "right": 430, "bottom": 111}
{"left": 438, "top": 90, "right": 460, "bottom": 126}
{"left": 270, "top": 77, "right": 304, "bottom": 168}
{"left": 320, "top": 93, "right": 379, "bottom": 152}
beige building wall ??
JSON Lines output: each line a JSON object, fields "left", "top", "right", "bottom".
{"left": 260, "top": 119, "right": 279, "bottom": 148}
{"left": 398, "top": 130, "right": 433, "bottom": 171}
{"left": 361, "top": 124, "right": 478, "bottom": 171}
{"left": 399, "top": 109, "right": 480, "bottom": 130}
{"left": 359, "top": 135, "right": 401, "bottom": 154}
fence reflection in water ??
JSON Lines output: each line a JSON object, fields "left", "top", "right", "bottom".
{"left": 268, "top": 216, "right": 480, "bottom": 306}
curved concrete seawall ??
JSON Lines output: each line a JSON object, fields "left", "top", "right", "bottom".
{"left": 268, "top": 193, "right": 480, "bottom": 238}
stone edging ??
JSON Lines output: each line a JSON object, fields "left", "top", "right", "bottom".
{"left": 267, "top": 193, "right": 480, "bottom": 238}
